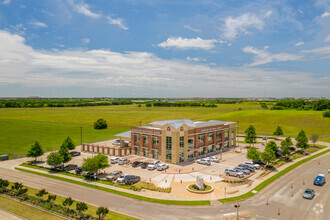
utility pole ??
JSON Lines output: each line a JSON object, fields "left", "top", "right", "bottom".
{"left": 80, "top": 126, "right": 83, "bottom": 146}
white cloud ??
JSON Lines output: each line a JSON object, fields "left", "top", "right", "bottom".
{"left": 295, "top": 42, "right": 304, "bottom": 46}
{"left": 69, "top": 0, "right": 101, "bottom": 18}
{"left": 107, "top": 16, "right": 128, "bottom": 30}
{"left": 158, "top": 37, "right": 218, "bottom": 50}
{"left": 1, "top": 0, "right": 11, "bottom": 4}
{"left": 223, "top": 11, "right": 272, "bottom": 40}
{"left": 81, "top": 38, "right": 90, "bottom": 44}
{"left": 10, "top": 24, "right": 27, "bottom": 35}
{"left": 321, "top": 12, "right": 330, "bottom": 17}
{"left": 325, "top": 34, "right": 330, "bottom": 42}
{"left": 302, "top": 45, "right": 330, "bottom": 54}
{"left": 186, "top": 57, "right": 206, "bottom": 62}
{"left": 183, "top": 25, "right": 201, "bottom": 33}
{"left": 30, "top": 21, "right": 47, "bottom": 28}
{"left": 0, "top": 30, "right": 327, "bottom": 97}
{"left": 242, "top": 46, "right": 302, "bottom": 66}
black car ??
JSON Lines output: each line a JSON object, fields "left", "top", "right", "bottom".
{"left": 140, "top": 162, "right": 149, "bottom": 169}
{"left": 123, "top": 175, "right": 140, "bottom": 185}
{"left": 62, "top": 164, "right": 78, "bottom": 171}
{"left": 253, "top": 160, "right": 266, "bottom": 166}
{"left": 75, "top": 167, "right": 82, "bottom": 174}
{"left": 132, "top": 161, "right": 143, "bottom": 167}
{"left": 70, "top": 151, "right": 81, "bottom": 157}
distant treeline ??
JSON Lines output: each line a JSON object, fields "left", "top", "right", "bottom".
{"left": 271, "top": 99, "right": 330, "bottom": 111}
{"left": 144, "top": 102, "right": 217, "bottom": 108}
{"left": 0, "top": 99, "right": 132, "bottom": 108}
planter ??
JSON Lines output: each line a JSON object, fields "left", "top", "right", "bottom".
{"left": 186, "top": 184, "right": 214, "bottom": 194}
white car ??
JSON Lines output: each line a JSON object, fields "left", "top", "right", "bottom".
{"left": 207, "top": 157, "right": 220, "bottom": 163}
{"left": 157, "top": 164, "right": 169, "bottom": 171}
{"left": 244, "top": 161, "right": 260, "bottom": 169}
{"left": 116, "top": 174, "right": 129, "bottom": 183}
{"left": 112, "top": 140, "right": 121, "bottom": 145}
{"left": 197, "top": 158, "right": 210, "bottom": 165}
{"left": 117, "top": 158, "right": 129, "bottom": 165}
{"left": 110, "top": 157, "right": 121, "bottom": 164}
{"left": 147, "top": 160, "right": 161, "bottom": 170}
{"left": 328, "top": 168, "right": 330, "bottom": 173}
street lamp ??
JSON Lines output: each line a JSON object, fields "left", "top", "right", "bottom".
{"left": 234, "top": 199, "right": 240, "bottom": 220}
{"left": 80, "top": 126, "right": 83, "bottom": 146}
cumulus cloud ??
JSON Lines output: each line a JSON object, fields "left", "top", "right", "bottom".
{"left": 321, "top": 12, "right": 330, "bottom": 17}
{"left": 0, "top": 30, "right": 327, "bottom": 97}
{"left": 183, "top": 25, "right": 201, "bottom": 33}
{"left": 107, "top": 16, "right": 128, "bottom": 30}
{"left": 242, "top": 46, "right": 302, "bottom": 66}
{"left": 158, "top": 37, "right": 219, "bottom": 50}
{"left": 295, "top": 42, "right": 304, "bottom": 46}
{"left": 223, "top": 11, "right": 272, "bottom": 40}
{"left": 69, "top": 0, "right": 101, "bottom": 18}
{"left": 30, "top": 21, "right": 47, "bottom": 28}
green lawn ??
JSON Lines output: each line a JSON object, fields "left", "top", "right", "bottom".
{"left": 0, "top": 104, "right": 329, "bottom": 156}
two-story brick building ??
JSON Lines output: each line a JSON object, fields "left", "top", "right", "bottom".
{"left": 116, "top": 119, "right": 237, "bottom": 164}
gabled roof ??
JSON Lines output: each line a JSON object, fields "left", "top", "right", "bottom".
{"left": 149, "top": 119, "right": 227, "bottom": 129}
{"left": 115, "top": 131, "right": 131, "bottom": 139}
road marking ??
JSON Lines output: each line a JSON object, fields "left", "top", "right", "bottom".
{"left": 223, "top": 212, "right": 235, "bottom": 216}
{"left": 313, "top": 203, "right": 324, "bottom": 214}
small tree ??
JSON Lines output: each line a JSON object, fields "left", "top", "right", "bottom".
{"left": 245, "top": 125, "right": 257, "bottom": 146}
{"left": 96, "top": 207, "right": 109, "bottom": 220}
{"left": 323, "top": 110, "right": 330, "bottom": 118}
{"left": 265, "top": 141, "right": 278, "bottom": 153}
{"left": 246, "top": 147, "right": 261, "bottom": 161}
{"left": 94, "top": 118, "right": 108, "bottom": 130}
{"left": 11, "top": 182, "right": 28, "bottom": 195}
{"left": 36, "top": 189, "right": 48, "bottom": 198}
{"left": 81, "top": 157, "right": 99, "bottom": 174}
{"left": 0, "top": 179, "right": 9, "bottom": 188}
{"left": 58, "top": 145, "right": 72, "bottom": 165}
{"left": 281, "top": 136, "right": 293, "bottom": 156}
{"left": 63, "top": 197, "right": 74, "bottom": 212}
{"left": 273, "top": 126, "right": 284, "bottom": 139}
{"left": 47, "top": 152, "right": 64, "bottom": 168}
{"left": 26, "top": 141, "right": 44, "bottom": 161}
{"left": 76, "top": 202, "right": 88, "bottom": 213}
{"left": 94, "top": 153, "right": 110, "bottom": 174}
{"left": 296, "top": 130, "right": 309, "bottom": 150}
{"left": 261, "top": 148, "right": 275, "bottom": 167}
{"left": 62, "top": 136, "right": 75, "bottom": 150}
{"left": 310, "top": 134, "right": 319, "bottom": 147}
{"left": 47, "top": 195, "right": 56, "bottom": 202}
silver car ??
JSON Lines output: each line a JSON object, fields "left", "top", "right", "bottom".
{"left": 225, "top": 168, "right": 244, "bottom": 178}
{"left": 207, "top": 157, "right": 220, "bottom": 163}
{"left": 303, "top": 189, "right": 315, "bottom": 199}
{"left": 234, "top": 167, "right": 250, "bottom": 174}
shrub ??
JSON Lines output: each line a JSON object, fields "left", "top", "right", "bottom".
{"left": 134, "top": 182, "right": 171, "bottom": 193}
{"left": 323, "top": 110, "right": 330, "bottom": 118}
{"left": 307, "top": 149, "right": 317, "bottom": 154}
{"left": 93, "top": 118, "right": 108, "bottom": 129}
{"left": 292, "top": 154, "right": 303, "bottom": 160}
{"left": 277, "top": 161, "right": 286, "bottom": 167}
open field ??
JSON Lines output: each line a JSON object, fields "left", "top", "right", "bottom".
{"left": 0, "top": 103, "right": 329, "bottom": 156}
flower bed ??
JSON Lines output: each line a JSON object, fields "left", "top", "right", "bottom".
{"left": 186, "top": 184, "right": 213, "bottom": 194}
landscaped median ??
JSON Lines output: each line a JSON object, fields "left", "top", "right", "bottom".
{"left": 218, "top": 148, "right": 330, "bottom": 203}
{"left": 14, "top": 167, "right": 210, "bottom": 206}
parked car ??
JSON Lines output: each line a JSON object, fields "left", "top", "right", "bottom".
{"left": 116, "top": 174, "right": 129, "bottom": 183}
{"left": 50, "top": 164, "right": 64, "bottom": 170}
{"left": 303, "top": 189, "right": 315, "bottom": 199}
{"left": 106, "top": 170, "right": 123, "bottom": 181}
{"left": 238, "top": 164, "right": 255, "bottom": 172}
{"left": 82, "top": 171, "right": 90, "bottom": 176}
{"left": 110, "top": 157, "right": 121, "bottom": 164}
{"left": 62, "top": 164, "right": 78, "bottom": 171}
{"left": 118, "top": 158, "right": 130, "bottom": 165}
{"left": 328, "top": 168, "right": 330, "bottom": 173}
{"left": 197, "top": 158, "right": 210, "bottom": 165}
{"left": 140, "top": 162, "right": 149, "bottom": 169}
{"left": 70, "top": 151, "right": 81, "bottom": 157}
{"left": 225, "top": 168, "right": 244, "bottom": 178}
{"left": 313, "top": 174, "right": 326, "bottom": 186}
{"left": 253, "top": 160, "right": 266, "bottom": 166}
{"left": 207, "top": 156, "right": 220, "bottom": 163}
{"left": 234, "top": 166, "right": 250, "bottom": 174}
{"left": 147, "top": 160, "right": 161, "bottom": 170}
{"left": 244, "top": 161, "right": 260, "bottom": 169}
{"left": 123, "top": 175, "right": 140, "bottom": 185}
{"left": 157, "top": 164, "right": 169, "bottom": 171}
{"left": 132, "top": 161, "right": 143, "bottom": 167}
{"left": 75, "top": 167, "right": 82, "bottom": 174}
{"left": 112, "top": 140, "right": 121, "bottom": 145}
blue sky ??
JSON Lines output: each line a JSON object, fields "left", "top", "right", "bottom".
{"left": 0, "top": 0, "right": 329, "bottom": 98}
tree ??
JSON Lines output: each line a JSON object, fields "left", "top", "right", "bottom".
{"left": 0, "top": 179, "right": 9, "bottom": 188}
{"left": 281, "top": 136, "right": 293, "bottom": 156}
{"left": 47, "top": 195, "right": 56, "bottom": 202}
{"left": 63, "top": 197, "right": 74, "bottom": 212}
{"left": 61, "top": 136, "right": 75, "bottom": 150}
{"left": 36, "top": 189, "right": 48, "bottom": 198}
{"left": 245, "top": 125, "right": 257, "bottom": 146}
{"left": 76, "top": 202, "right": 88, "bottom": 213}
{"left": 58, "top": 145, "right": 71, "bottom": 164}
{"left": 94, "top": 118, "right": 108, "bottom": 130}
{"left": 323, "top": 110, "right": 330, "bottom": 118}
{"left": 81, "top": 157, "right": 99, "bottom": 174}
{"left": 246, "top": 147, "right": 261, "bottom": 161}
{"left": 296, "top": 130, "right": 309, "bottom": 150}
{"left": 265, "top": 141, "right": 278, "bottom": 153}
{"left": 94, "top": 153, "right": 110, "bottom": 174}
{"left": 310, "top": 134, "right": 319, "bottom": 147}
{"left": 11, "top": 182, "right": 28, "bottom": 195}
{"left": 96, "top": 207, "right": 109, "bottom": 220}
{"left": 261, "top": 148, "right": 276, "bottom": 166}
{"left": 273, "top": 126, "right": 284, "bottom": 139}
{"left": 47, "top": 152, "right": 64, "bottom": 168}
{"left": 26, "top": 141, "right": 44, "bottom": 161}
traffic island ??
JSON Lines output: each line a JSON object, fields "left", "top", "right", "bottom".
{"left": 186, "top": 184, "right": 214, "bottom": 194}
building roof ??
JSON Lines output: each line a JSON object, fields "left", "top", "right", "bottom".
{"left": 115, "top": 131, "right": 131, "bottom": 139}
{"left": 149, "top": 119, "right": 228, "bottom": 129}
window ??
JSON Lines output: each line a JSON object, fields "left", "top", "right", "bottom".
{"left": 166, "top": 136, "right": 172, "bottom": 162}
{"left": 143, "top": 135, "right": 149, "bottom": 144}
{"left": 153, "top": 136, "right": 159, "bottom": 145}
{"left": 188, "top": 138, "right": 194, "bottom": 145}
{"left": 180, "top": 136, "right": 184, "bottom": 149}
{"left": 152, "top": 150, "right": 158, "bottom": 159}
{"left": 208, "top": 133, "right": 213, "bottom": 141}
{"left": 179, "top": 136, "right": 184, "bottom": 162}
{"left": 134, "top": 134, "right": 140, "bottom": 142}
{"left": 224, "top": 130, "right": 229, "bottom": 138}
{"left": 198, "top": 134, "right": 205, "bottom": 143}
{"left": 216, "top": 131, "right": 221, "bottom": 139}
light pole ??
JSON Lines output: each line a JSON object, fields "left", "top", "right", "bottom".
{"left": 234, "top": 199, "right": 240, "bottom": 220}
{"left": 80, "top": 126, "right": 83, "bottom": 146}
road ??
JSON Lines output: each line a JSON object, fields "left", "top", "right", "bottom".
{"left": 0, "top": 152, "right": 329, "bottom": 220}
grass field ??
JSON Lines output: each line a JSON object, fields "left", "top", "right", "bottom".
{"left": 0, "top": 103, "right": 329, "bottom": 156}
